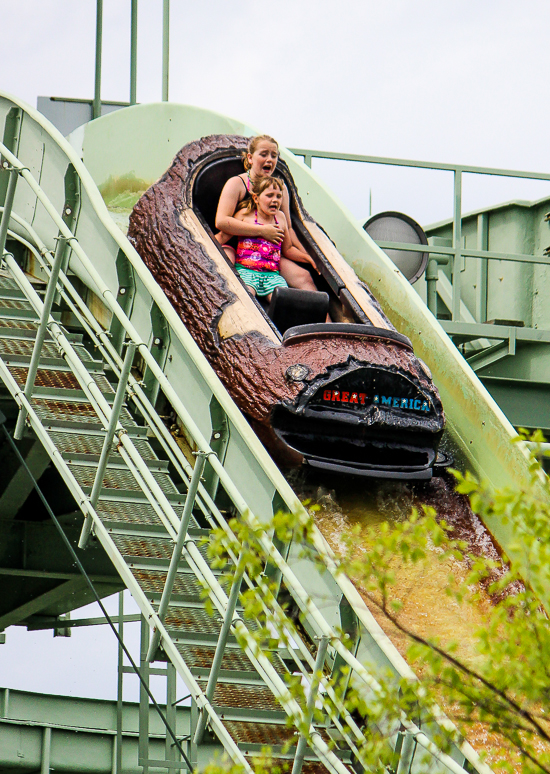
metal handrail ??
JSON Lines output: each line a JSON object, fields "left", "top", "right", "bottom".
{"left": 290, "top": 146, "right": 550, "bottom": 322}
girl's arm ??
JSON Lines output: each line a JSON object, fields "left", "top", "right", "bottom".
{"left": 215, "top": 177, "right": 284, "bottom": 243}
{"left": 214, "top": 231, "right": 232, "bottom": 246}
{"left": 216, "top": 209, "right": 250, "bottom": 244}
{"left": 280, "top": 214, "right": 319, "bottom": 271}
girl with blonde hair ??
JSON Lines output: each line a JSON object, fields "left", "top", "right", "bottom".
{"left": 215, "top": 135, "right": 318, "bottom": 291}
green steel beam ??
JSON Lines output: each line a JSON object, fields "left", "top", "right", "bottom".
{"left": 93, "top": 0, "right": 103, "bottom": 120}
{"left": 441, "top": 320, "right": 550, "bottom": 344}
{"left": 475, "top": 213, "right": 488, "bottom": 322}
{"left": 0, "top": 578, "right": 89, "bottom": 630}
{"left": 162, "top": 0, "right": 170, "bottom": 101}
{"left": 0, "top": 107, "right": 22, "bottom": 205}
{"left": 117, "top": 591, "right": 124, "bottom": 774}
{"left": 374, "top": 240, "right": 550, "bottom": 266}
{"left": 0, "top": 685, "right": 193, "bottom": 774}
{"left": 452, "top": 169, "right": 462, "bottom": 320}
{"left": 0, "top": 437, "right": 50, "bottom": 518}
{"left": 25, "top": 613, "right": 142, "bottom": 630}
{"left": 0, "top": 568, "right": 117, "bottom": 582}
{"left": 467, "top": 341, "right": 512, "bottom": 372}
{"left": 130, "top": 0, "right": 138, "bottom": 105}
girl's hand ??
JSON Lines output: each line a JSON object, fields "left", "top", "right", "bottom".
{"left": 296, "top": 251, "right": 321, "bottom": 273}
{"left": 261, "top": 223, "right": 284, "bottom": 244}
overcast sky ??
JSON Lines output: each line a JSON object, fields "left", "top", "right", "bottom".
{"left": 3, "top": 0, "right": 550, "bottom": 225}
{"left": 1, "top": 0, "right": 550, "bottom": 702}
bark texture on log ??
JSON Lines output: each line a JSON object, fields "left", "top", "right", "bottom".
{"left": 128, "top": 135, "right": 443, "bottom": 464}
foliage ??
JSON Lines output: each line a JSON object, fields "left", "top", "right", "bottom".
{"left": 199, "top": 434, "right": 550, "bottom": 774}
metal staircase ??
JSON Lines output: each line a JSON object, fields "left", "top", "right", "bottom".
{"left": 0, "top": 92, "right": 491, "bottom": 774}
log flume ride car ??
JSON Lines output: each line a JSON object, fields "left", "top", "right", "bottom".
{"left": 129, "top": 135, "right": 445, "bottom": 480}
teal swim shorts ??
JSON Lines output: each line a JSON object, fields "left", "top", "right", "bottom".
{"left": 235, "top": 266, "right": 288, "bottom": 297}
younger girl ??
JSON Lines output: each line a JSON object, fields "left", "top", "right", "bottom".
{"left": 218, "top": 177, "right": 311, "bottom": 302}
{"left": 215, "top": 135, "right": 318, "bottom": 289}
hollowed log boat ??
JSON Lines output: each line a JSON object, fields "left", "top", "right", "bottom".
{"left": 128, "top": 135, "right": 445, "bottom": 480}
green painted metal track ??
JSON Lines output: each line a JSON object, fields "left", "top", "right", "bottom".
{"left": 0, "top": 686, "right": 190, "bottom": 773}
{"left": 0, "top": 91, "right": 516, "bottom": 774}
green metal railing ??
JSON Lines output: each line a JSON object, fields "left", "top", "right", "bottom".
{"left": 0, "top": 92, "right": 492, "bottom": 774}
{"left": 93, "top": 0, "right": 169, "bottom": 115}
{"left": 290, "top": 147, "right": 550, "bottom": 323}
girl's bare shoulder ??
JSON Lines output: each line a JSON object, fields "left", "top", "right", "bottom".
{"left": 223, "top": 174, "right": 247, "bottom": 192}
{"left": 276, "top": 209, "right": 289, "bottom": 228}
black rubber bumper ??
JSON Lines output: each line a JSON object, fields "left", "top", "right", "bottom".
{"left": 304, "top": 456, "right": 433, "bottom": 480}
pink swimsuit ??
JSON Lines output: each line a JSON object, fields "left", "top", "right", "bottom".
{"left": 236, "top": 210, "right": 281, "bottom": 273}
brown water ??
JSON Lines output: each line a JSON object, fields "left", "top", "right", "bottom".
{"left": 292, "top": 472, "right": 526, "bottom": 771}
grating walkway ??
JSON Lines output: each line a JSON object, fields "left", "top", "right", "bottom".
{"left": 0, "top": 272, "right": 343, "bottom": 773}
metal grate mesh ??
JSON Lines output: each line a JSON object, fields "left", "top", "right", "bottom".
{"left": 8, "top": 366, "right": 114, "bottom": 393}
{"left": 0, "top": 275, "right": 22, "bottom": 290}
{"left": 112, "top": 534, "right": 177, "bottom": 561}
{"left": 175, "top": 644, "right": 255, "bottom": 673}
{"left": 0, "top": 338, "right": 59, "bottom": 359}
{"left": 174, "top": 643, "right": 285, "bottom": 676}
{"left": 132, "top": 569, "right": 203, "bottom": 597}
{"left": 224, "top": 720, "right": 297, "bottom": 747}
{"left": 72, "top": 343, "right": 95, "bottom": 362}
{"left": 0, "top": 318, "right": 38, "bottom": 331}
{"left": 0, "top": 298, "right": 33, "bottom": 310}
{"left": 32, "top": 398, "right": 134, "bottom": 426}
{"left": 197, "top": 680, "right": 281, "bottom": 712}
{"left": 161, "top": 605, "right": 224, "bottom": 635}
{"left": 95, "top": 499, "right": 176, "bottom": 526}
{"left": 68, "top": 463, "right": 178, "bottom": 494}
{"left": 113, "top": 533, "right": 210, "bottom": 563}
{"left": 48, "top": 430, "right": 157, "bottom": 460}
{"left": 253, "top": 761, "right": 328, "bottom": 774}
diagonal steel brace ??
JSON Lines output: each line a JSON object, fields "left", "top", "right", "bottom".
{"left": 193, "top": 546, "right": 248, "bottom": 745}
{"left": 291, "top": 636, "right": 330, "bottom": 774}
{"left": 78, "top": 341, "right": 137, "bottom": 549}
{"left": 146, "top": 450, "right": 209, "bottom": 663}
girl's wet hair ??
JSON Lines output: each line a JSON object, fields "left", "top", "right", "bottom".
{"left": 237, "top": 176, "right": 283, "bottom": 215}
{"left": 242, "top": 135, "right": 279, "bottom": 171}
